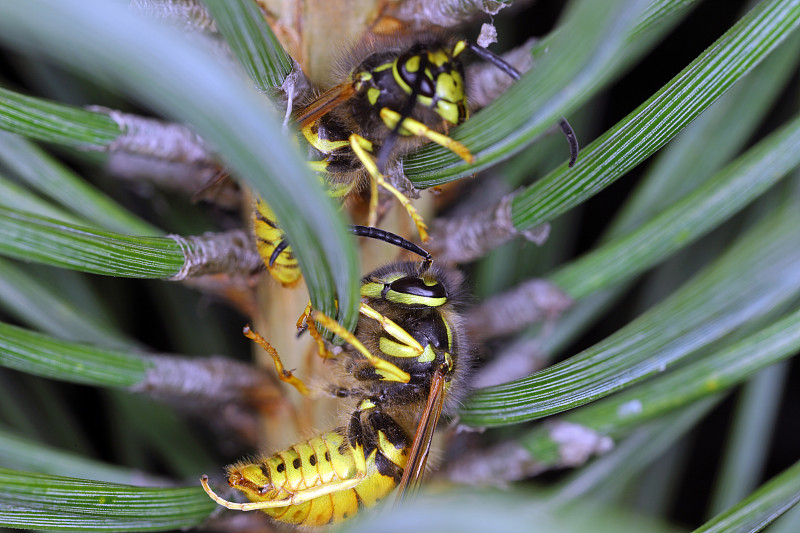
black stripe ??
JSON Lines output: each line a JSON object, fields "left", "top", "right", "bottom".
{"left": 254, "top": 211, "right": 279, "bottom": 228}
{"left": 353, "top": 488, "right": 365, "bottom": 509}
{"left": 369, "top": 411, "right": 408, "bottom": 450}
{"left": 375, "top": 451, "right": 403, "bottom": 482}
{"left": 348, "top": 411, "right": 362, "bottom": 449}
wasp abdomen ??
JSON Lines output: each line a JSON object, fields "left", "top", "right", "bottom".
{"left": 253, "top": 198, "right": 301, "bottom": 288}
{"left": 226, "top": 427, "right": 406, "bottom": 526}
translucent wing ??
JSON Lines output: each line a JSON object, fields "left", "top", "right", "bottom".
{"left": 294, "top": 83, "right": 355, "bottom": 126}
{"left": 395, "top": 365, "right": 447, "bottom": 501}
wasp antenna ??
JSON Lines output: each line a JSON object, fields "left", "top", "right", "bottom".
{"left": 559, "top": 118, "right": 580, "bottom": 167}
{"left": 466, "top": 41, "right": 580, "bottom": 167}
{"left": 465, "top": 41, "right": 521, "bottom": 80}
{"left": 349, "top": 225, "right": 432, "bottom": 264}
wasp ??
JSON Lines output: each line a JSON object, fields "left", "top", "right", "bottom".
{"left": 254, "top": 194, "right": 431, "bottom": 288}
{"left": 255, "top": 36, "right": 578, "bottom": 287}
{"left": 201, "top": 260, "right": 469, "bottom": 526}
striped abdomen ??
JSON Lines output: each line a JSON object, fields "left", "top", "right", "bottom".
{"left": 227, "top": 429, "right": 407, "bottom": 526}
{"left": 253, "top": 198, "right": 300, "bottom": 288}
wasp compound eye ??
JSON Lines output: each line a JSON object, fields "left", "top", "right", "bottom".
{"left": 384, "top": 276, "right": 448, "bottom": 308}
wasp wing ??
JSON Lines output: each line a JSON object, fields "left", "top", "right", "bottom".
{"left": 294, "top": 83, "right": 355, "bottom": 127}
{"left": 395, "top": 366, "right": 447, "bottom": 502}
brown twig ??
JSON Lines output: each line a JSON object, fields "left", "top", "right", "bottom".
{"left": 465, "top": 278, "right": 572, "bottom": 342}
{"left": 428, "top": 192, "right": 550, "bottom": 263}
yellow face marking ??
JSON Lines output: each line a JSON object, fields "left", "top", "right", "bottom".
{"left": 367, "top": 87, "right": 380, "bottom": 105}
{"left": 360, "top": 282, "right": 383, "bottom": 299}
{"left": 373, "top": 62, "right": 393, "bottom": 73}
{"left": 360, "top": 273, "right": 404, "bottom": 298}
{"left": 453, "top": 40, "right": 467, "bottom": 57}
{"left": 428, "top": 49, "right": 450, "bottom": 67}
{"left": 385, "top": 291, "right": 447, "bottom": 307}
{"left": 435, "top": 72, "right": 465, "bottom": 125}
{"left": 437, "top": 72, "right": 462, "bottom": 101}
{"left": 405, "top": 55, "right": 420, "bottom": 73}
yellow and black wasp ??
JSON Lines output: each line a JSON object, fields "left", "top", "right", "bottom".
{"left": 201, "top": 258, "right": 469, "bottom": 526}
{"left": 255, "top": 36, "right": 578, "bottom": 287}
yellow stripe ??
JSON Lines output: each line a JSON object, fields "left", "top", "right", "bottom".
{"left": 360, "top": 282, "right": 384, "bottom": 299}
{"left": 385, "top": 291, "right": 446, "bottom": 307}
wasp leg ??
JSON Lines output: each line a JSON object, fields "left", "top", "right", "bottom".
{"left": 295, "top": 302, "right": 313, "bottom": 332}
{"left": 359, "top": 302, "right": 423, "bottom": 358}
{"left": 305, "top": 311, "right": 341, "bottom": 361}
{"left": 379, "top": 108, "right": 475, "bottom": 164}
{"left": 294, "top": 300, "right": 343, "bottom": 361}
{"left": 348, "top": 133, "right": 429, "bottom": 242}
{"left": 310, "top": 310, "right": 411, "bottom": 383}
{"left": 243, "top": 325, "right": 310, "bottom": 395}
{"left": 200, "top": 473, "right": 364, "bottom": 511}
